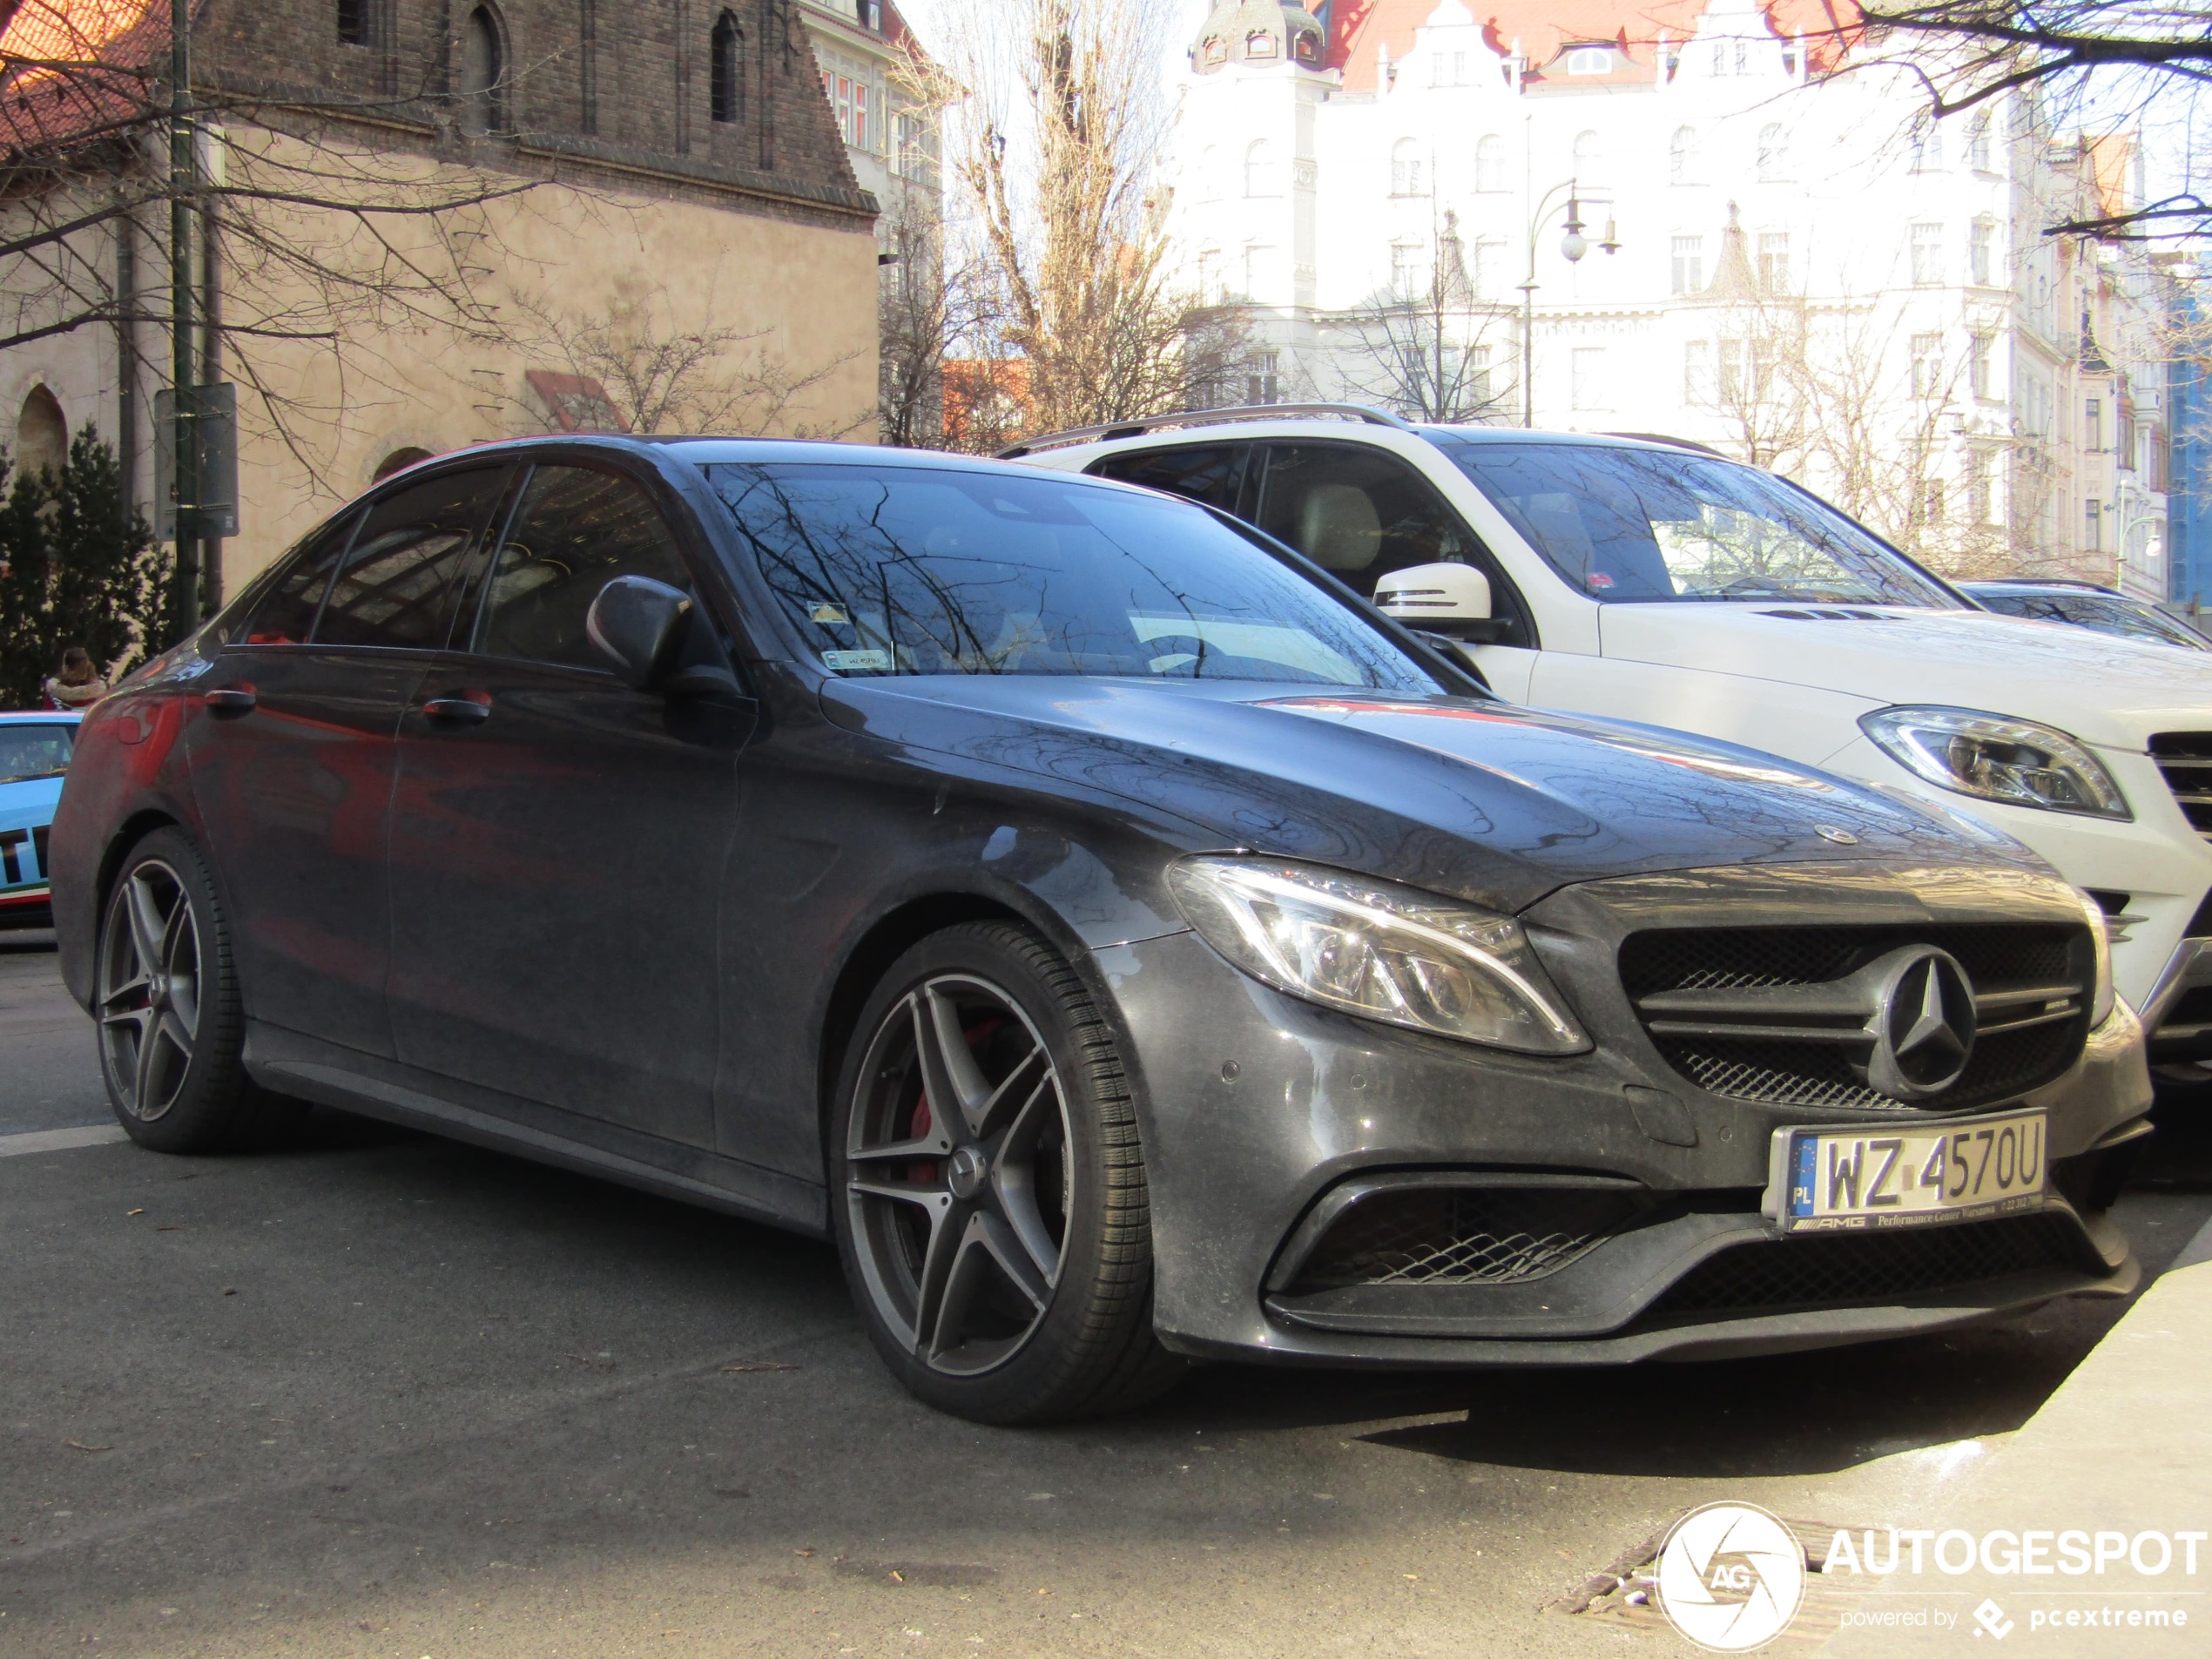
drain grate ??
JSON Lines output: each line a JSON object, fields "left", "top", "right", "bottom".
{"left": 1552, "top": 1514, "right": 1879, "bottom": 1646}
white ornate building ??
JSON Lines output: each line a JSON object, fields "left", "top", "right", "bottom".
{"left": 1170, "top": 0, "right": 2171, "bottom": 590}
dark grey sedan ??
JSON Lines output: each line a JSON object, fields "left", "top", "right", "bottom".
{"left": 51, "top": 439, "right": 2151, "bottom": 1422}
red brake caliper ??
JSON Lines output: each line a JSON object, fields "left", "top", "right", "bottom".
{"left": 906, "top": 1018, "right": 1002, "bottom": 1185}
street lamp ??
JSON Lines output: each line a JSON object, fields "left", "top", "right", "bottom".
{"left": 1517, "top": 179, "right": 1620, "bottom": 428}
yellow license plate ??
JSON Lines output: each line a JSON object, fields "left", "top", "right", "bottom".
{"left": 1773, "top": 1109, "right": 2049, "bottom": 1233}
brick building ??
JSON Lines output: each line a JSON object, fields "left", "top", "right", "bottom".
{"left": 0, "top": 0, "right": 882, "bottom": 594}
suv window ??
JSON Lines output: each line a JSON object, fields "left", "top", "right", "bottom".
{"left": 1087, "top": 443, "right": 1249, "bottom": 511}
{"left": 1254, "top": 442, "right": 1482, "bottom": 597}
{"left": 237, "top": 510, "right": 360, "bottom": 645}
{"left": 315, "top": 467, "right": 510, "bottom": 649}
{"left": 475, "top": 465, "right": 693, "bottom": 672}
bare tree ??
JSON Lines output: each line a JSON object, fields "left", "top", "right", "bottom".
{"left": 878, "top": 186, "right": 1001, "bottom": 448}
{"left": 1326, "top": 211, "right": 1514, "bottom": 423}
{"left": 1821, "top": 0, "right": 2212, "bottom": 239}
{"left": 930, "top": 0, "right": 1232, "bottom": 439}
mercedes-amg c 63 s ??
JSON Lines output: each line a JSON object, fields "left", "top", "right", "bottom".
{"left": 51, "top": 438, "right": 2152, "bottom": 1422}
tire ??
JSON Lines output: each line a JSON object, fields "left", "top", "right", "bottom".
{"left": 829, "top": 922, "right": 1184, "bottom": 1425}
{"left": 94, "top": 827, "right": 300, "bottom": 1153}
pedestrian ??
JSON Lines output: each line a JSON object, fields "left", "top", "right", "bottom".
{"left": 42, "top": 646, "right": 106, "bottom": 711}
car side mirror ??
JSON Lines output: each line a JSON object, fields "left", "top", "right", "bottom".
{"left": 1372, "top": 563, "right": 1510, "bottom": 644}
{"left": 585, "top": 575, "right": 691, "bottom": 691}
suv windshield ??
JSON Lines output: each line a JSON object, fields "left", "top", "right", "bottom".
{"left": 707, "top": 462, "right": 1440, "bottom": 691}
{"left": 1970, "top": 587, "right": 2210, "bottom": 651}
{"left": 0, "top": 724, "right": 72, "bottom": 784}
{"left": 1440, "top": 441, "right": 1959, "bottom": 608}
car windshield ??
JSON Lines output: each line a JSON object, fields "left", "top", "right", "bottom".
{"left": 705, "top": 462, "right": 1440, "bottom": 690}
{"left": 1440, "top": 441, "right": 1959, "bottom": 608}
{"left": 0, "top": 724, "right": 72, "bottom": 783}
{"left": 1973, "top": 589, "right": 2210, "bottom": 650}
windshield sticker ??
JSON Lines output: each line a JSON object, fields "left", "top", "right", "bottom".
{"left": 822, "top": 649, "right": 892, "bottom": 672}
{"left": 809, "top": 603, "right": 851, "bottom": 625}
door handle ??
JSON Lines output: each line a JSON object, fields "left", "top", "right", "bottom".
{"left": 422, "top": 692, "right": 493, "bottom": 725}
{"left": 202, "top": 686, "right": 256, "bottom": 714}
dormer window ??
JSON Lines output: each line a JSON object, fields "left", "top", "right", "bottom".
{"left": 1566, "top": 45, "right": 1614, "bottom": 75}
{"left": 1244, "top": 29, "right": 1278, "bottom": 58}
{"left": 1200, "top": 35, "right": 1227, "bottom": 67}
{"left": 1293, "top": 30, "right": 1319, "bottom": 64}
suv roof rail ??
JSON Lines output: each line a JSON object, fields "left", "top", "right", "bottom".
{"left": 1600, "top": 430, "right": 1730, "bottom": 459}
{"left": 1965, "top": 577, "right": 2116, "bottom": 592}
{"left": 996, "top": 402, "right": 1413, "bottom": 459}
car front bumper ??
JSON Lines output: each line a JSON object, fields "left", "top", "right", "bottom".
{"left": 1096, "top": 860, "right": 2150, "bottom": 1366}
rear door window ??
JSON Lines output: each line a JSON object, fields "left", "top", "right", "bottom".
{"left": 314, "top": 467, "right": 512, "bottom": 649}
{"left": 1086, "top": 443, "right": 1250, "bottom": 511}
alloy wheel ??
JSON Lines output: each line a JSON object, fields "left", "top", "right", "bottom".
{"left": 845, "top": 973, "right": 1074, "bottom": 1377}
{"left": 98, "top": 860, "right": 203, "bottom": 1123}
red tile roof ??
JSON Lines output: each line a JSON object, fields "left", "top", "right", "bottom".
{"left": 1324, "top": 0, "right": 1859, "bottom": 94}
{"left": 0, "top": 0, "right": 179, "bottom": 159}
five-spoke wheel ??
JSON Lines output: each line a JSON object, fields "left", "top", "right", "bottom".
{"left": 831, "top": 923, "right": 1180, "bottom": 1424}
{"left": 98, "top": 859, "right": 203, "bottom": 1123}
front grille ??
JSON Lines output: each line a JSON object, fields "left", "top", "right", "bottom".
{"left": 1621, "top": 923, "right": 2091, "bottom": 1112}
{"left": 2150, "top": 732, "right": 2212, "bottom": 841}
{"left": 1645, "top": 1211, "right": 2093, "bottom": 1317}
{"left": 1287, "top": 1187, "right": 1638, "bottom": 1291}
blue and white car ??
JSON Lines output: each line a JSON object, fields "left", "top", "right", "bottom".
{"left": 1, "top": 711, "right": 79, "bottom": 929}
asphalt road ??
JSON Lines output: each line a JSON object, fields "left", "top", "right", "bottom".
{"left": 5, "top": 929, "right": 2212, "bottom": 1659}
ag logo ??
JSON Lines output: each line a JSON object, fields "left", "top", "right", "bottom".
{"left": 1656, "top": 1501, "right": 1806, "bottom": 1652}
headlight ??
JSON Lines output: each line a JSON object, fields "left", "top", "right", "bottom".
{"left": 2074, "top": 886, "right": 2117, "bottom": 1026}
{"left": 1860, "top": 706, "right": 2131, "bottom": 820}
{"left": 1166, "top": 856, "right": 1590, "bottom": 1054}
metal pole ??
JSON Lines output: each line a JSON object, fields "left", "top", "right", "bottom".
{"left": 168, "top": 0, "right": 199, "bottom": 637}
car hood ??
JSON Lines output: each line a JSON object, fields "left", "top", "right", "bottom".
{"left": 820, "top": 676, "right": 2020, "bottom": 914}
{"left": 1597, "top": 603, "right": 2212, "bottom": 751}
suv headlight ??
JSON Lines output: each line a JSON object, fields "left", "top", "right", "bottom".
{"left": 1167, "top": 856, "right": 1589, "bottom": 1054}
{"left": 1860, "top": 706, "right": 2131, "bottom": 820}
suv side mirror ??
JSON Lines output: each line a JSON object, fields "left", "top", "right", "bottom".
{"left": 586, "top": 575, "right": 691, "bottom": 691}
{"left": 1373, "top": 563, "right": 1510, "bottom": 644}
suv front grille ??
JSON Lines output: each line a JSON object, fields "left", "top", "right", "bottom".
{"left": 1287, "top": 1188, "right": 1638, "bottom": 1291}
{"left": 2150, "top": 732, "right": 2212, "bottom": 841}
{"left": 1621, "top": 923, "right": 2092, "bottom": 1112}
{"left": 1645, "top": 1211, "right": 2093, "bottom": 1317}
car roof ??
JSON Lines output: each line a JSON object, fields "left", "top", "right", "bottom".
{"left": 0, "top": 710, "right": 80, "bottom": 724}
{"left": 384, "top": 433, "right": 1148, "bottom": 490}
{"left": 1960, "top": 580, "right": 2128, "bottom": 597}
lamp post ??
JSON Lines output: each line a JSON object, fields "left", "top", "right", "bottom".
{"left": 168, "top": 0, "right": 199, "bottom": 636}
{"left": 1517, "top": 179, "right": 1619, "bottom": 428}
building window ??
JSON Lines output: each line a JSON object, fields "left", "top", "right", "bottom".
{"left": 1471, "top": 346, "right": 1493, "bottom": 405}
{"left": 1757, "top": 122, "right": 1787, "bottom": 179}
{"left": 15, "top": 384, "right": 67, "bottom": 478}
{"left": 856, "top": 0, "right": 880, "bottom": 26}
{"left": 1909, "top": 123, "right": 1943, "bottom": 172}
{"left": 1242, "top": 243, "right": 1272, "bottom": 297}
{"left": 1669, "top": 126, "right": 1697, "bottom": 184}
{"left": 1910, "top": 221, "right": 1943, "bottom": 285}
{"left": 823, "top": 73, "right": 871, "bottom": 147}
{"left": 1757, "top": 232, "right": 1790, "bottom": 295}
{"left": 1967, "top": 111, "right": 1993, "bottom": 170}
{"left": 460, "top": 5, "right": 505, "bottom": 135}
{"left": 1969, "top": 333, "right": 1993, "bottom": 399}
{"left": 1718, "top": 337, "right": 1750, "bottom": 402}
{"left": 2087, "top": 497, "right": 2102, "bottom": 551}
{"left": 1968, "top": 217, "right": 1994, "bottom": 285}
{"left": 1572, "top": 129, "right": 1602, "bottom": 183}
{"left": 1684, "top": 339, "right": 1713, "bottom": 404}
{"left": 1967, "top": 450, "right": 1994, "bottom": 523}
{"left": 1911, "top": 333, "right": 1943, "bottom": 399}
{"left": 1567, "top": 45, "right": 1614, "bottom": 75}
{"left": 711, "top": 11, "right": 743, "bottom": 125}
{"left": 1473, "top": 236, "right": 1507, "bottom": 300}
{"left": 1244, "top": 138, "right": 1279, "bottom": 197}
{"left": 1572, "top": 347, "right": 1605, "bottom": 411}
{"left": 1390, "top": 138, "right": 1426, "bottom": 197}
{"left": 1670, "top": 234, "right": 1703, "bottom": 296}
{"left": 1924, "top": 479, "right": 1946, "bottom": 524}
{"left": 1246, "top": 350, "right": 1280, "bottom": 405}
{"left": 894, "top": 111, "right": 937, "bottom": 183}
{"left": 1245, "top": 28, "right": 1279, "bottom": 58}
{"left": 1197, "top": 246, "right": 1223, "bottom": 302}
{"left": 2086, "top": 396, "right": 2103, "bottom": 452}
{"left": 1474, "top": 133, "right": 1506, "bottom": 193}
{"left": 1389, "top": 240, "right": 1420, "bottom": 293}
{"left": 338, "top": 0, "right": 368, "bottom": 44}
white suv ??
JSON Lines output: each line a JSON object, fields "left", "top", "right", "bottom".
{"left": 1015, "top": 407, "right": 2212, "bottom": 1083}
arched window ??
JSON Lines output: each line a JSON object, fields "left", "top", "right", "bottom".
{"left": 1244, "top": 138, "right": 1278, "bottom": 198}
{"left": 1669, "top": 125, "right": 1698, "bottom": 183}
{"left": 372, "top": 446, "right": 435, "bottom": 482}
{"left": 1474, "top": 132, "right": 1506, "bottom": 193}
{"left": 1389, "top": 138, "right": 1425, "bottom": 197}
{"left": 1244, "top": 28, "right": 1278, "bottom": 59}
{"left": 460, "top": 5, "right": 505, "bottom": 135}
{"left": 15, "top": 385, "right": 66, "bottom": 479}
{"left": 711, "top": 10, "right": 744, "bottom": 124}
{"left": 1572, "top": 129, "right": 1602, "bottom": 183}
{"left": 1757, "top": 123, "right": 1786, "bottom": 178}
{"left": 337, "top": 0, "right": 367, "bottom": 44}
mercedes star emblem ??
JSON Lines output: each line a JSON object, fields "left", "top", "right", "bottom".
{"left": 1864, "top": 946, "right": 1978, "bottom": 1100}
